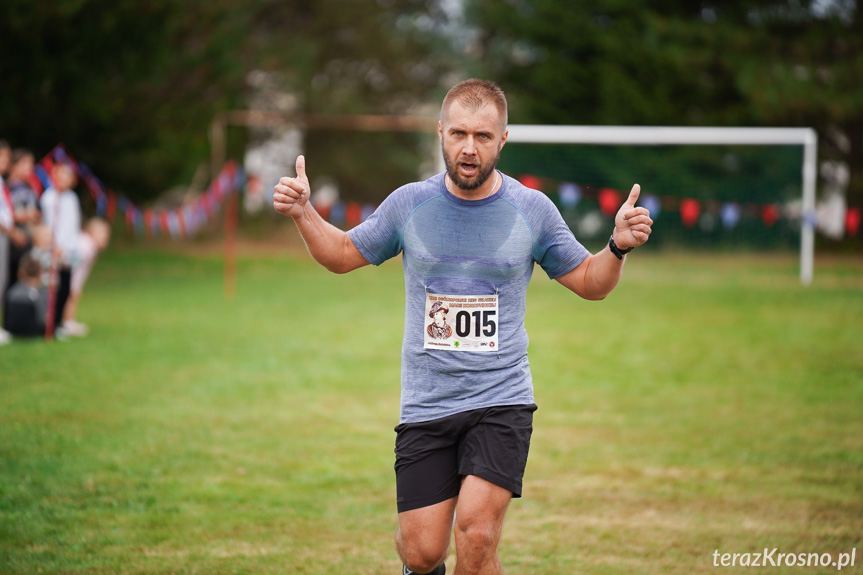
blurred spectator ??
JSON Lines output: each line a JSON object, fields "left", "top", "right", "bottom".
{"left": 40, "top": 162, "right": 81, "bottom": 334}
{"left": 8, "top": 149, "right": 40, "bottom": 225}
{"left": 0, "top": 140, "right": 28, "bottom": 345}
{"left": 62, "top": 217, "right": 111, "bottom": 337}
{"left": 6, "top": 148, "right": 41, "bottom": 291}
{"left": 3, "top": 252, "right": 48, "bottom": 338}
{"left": 27, "top": 223, "right": 54, "bottom": 286}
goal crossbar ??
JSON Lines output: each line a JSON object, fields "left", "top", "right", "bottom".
{"left": 504, "top": 125, "right": 818, "bottom": 285}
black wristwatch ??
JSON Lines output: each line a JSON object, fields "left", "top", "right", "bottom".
{"left": 608, "top": 234, "right": 633, "bottom": 260}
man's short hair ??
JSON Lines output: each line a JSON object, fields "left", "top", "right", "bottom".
{"left": 441, "top": 79, "right": 508, "bottom": 130}
{"left": 0, "top": 139, "right": 9, "bottom": 152}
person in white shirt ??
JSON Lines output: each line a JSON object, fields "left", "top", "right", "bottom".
{"left": 39, "top": 162, "right": 81, "bottom": 334}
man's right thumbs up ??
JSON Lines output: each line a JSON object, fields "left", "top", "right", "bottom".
{"left": 295, "top": 154, "right": 307, "bottom": 182}
{"left": 273, "top": 155, "right": 311, "bottom": 219}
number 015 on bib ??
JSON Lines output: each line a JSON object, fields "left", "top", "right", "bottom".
{"left": 423, "top": 293, "right": 498, "bottom": 352}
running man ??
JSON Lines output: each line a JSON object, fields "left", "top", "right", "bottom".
{"left": 273, "top": 79, "right": 653, "bottom": 575}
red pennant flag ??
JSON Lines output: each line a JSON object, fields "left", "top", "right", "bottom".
{"left": 315, "top": 203, "right": 331, "bottom": 222}
{"left": 106, "top": 193, "right": 117, "bottom": 221}
{"left": 598, "top": 188, "right": 621, "bottom": 218}
{"left": 518, "top": 175, "right": 541, "bottom": 191}
{"left": 144, "top": 210, "right": 155, "bottom": 237}
{"left": 28, "top": 172, "right": 44, "bottom": 197}
{"left": 846, "top": 207, "right": 861, "bottom": 237}
{"left": 680, "top": 199, "right": 701, "bottom": 228}
{"left": 761, "top": 204, "right": 779, "bottom": 228}
{"left": 345, "top": 202, "right": 362, "bottom": 227}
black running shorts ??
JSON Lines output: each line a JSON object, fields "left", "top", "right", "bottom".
{"left": 393, "top": 403, "right": 538, "bottom": 513}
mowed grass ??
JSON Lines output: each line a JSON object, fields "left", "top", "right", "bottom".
{"left": 1, "top": 245, "right": 861, "bottom": 574}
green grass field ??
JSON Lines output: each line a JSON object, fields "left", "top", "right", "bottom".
{"left": 1, "top": 245, "right": 861, "bottom": 574}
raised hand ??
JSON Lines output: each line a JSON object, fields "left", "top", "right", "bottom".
{"left": 613, "top": 184, "right": 653, "bottom": 250}
{"left": 273, "top": 155, "right": 311, "bottom": 219}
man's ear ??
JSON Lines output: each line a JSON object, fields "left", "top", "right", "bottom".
{"left": 499, "top": 129, "right": 509, "bottom": 151}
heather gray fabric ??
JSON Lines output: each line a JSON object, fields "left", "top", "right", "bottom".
{"left": 349, "top": 172, "right": 589, "bottom": 423}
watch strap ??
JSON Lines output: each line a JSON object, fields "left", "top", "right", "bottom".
{"left": 608, "top": 234, "right": 634, "bottom": 260}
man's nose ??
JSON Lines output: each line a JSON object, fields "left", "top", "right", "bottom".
{"left": 461, "top": 137, "right": 477, "bottom": 156}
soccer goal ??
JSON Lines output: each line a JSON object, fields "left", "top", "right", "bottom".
{"left": 495, "top": 125, "right": 817, "bottom": 285}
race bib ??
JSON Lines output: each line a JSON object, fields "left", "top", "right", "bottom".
{"left": 423, "top": 293, "right": 499, "bottom": 352}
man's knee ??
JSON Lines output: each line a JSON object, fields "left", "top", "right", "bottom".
{"left": 453, "top": 476, "right": 509, "bottom": 560}
{"left": 396, "top": 497, "right": 456, "bottom": 572}
{"left": 455, "top": 518, "right": 499, "bottom": 559}
{"left": 398, "top": 533, "right": 448, "bottom": 574}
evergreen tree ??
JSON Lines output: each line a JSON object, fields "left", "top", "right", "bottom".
{"left": 467, "top": 0, "right": 862, "bottom": 245}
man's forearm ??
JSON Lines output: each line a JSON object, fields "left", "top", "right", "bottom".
{"left": 291, "top": 203, "right": 363, "bottom": 274}
{"left": 581, "top": 246, "right": 626, "bottom": 300}
{"left": 557, "top": 246, "right": 626, "bottom": 301}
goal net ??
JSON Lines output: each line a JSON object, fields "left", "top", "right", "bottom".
{"left": 494, "top": 126, "right": 817, "bottom": 285}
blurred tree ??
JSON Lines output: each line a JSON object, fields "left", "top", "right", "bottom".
{"left": 0, "top": 0, "right": 454, "bottom": 202}
{"left": 247, "top": 0, "right": 456, "bottom": 202}
{"left": 0, "top": 0, "right": 251, "bottom": 200}
{"left": 466, "top": 0, "right": 862, "bottom": 244}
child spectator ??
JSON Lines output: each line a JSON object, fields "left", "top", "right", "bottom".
{"left": 39, "top": 162, "right": 81, "bottom": 334}
{"left": 27, "top": 223, "right": 54, "bottom": 286}
{"left": 6, "top": 148, "right": 40, "bottom": 290}
{"left": 3, "top": 252, "right": 48, "bottom": 338}
{"left": 62, "top": 217, "right": 111, "bottom": 337}
{"left": 8, "top": 149, "right": 40, "bottom": 226}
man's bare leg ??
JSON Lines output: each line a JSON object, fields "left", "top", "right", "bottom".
{"left": 453, "top": 476, "right": 512, "bottom": 575}
{"left": 397, "top": 496, "right": 457, "bottom": 573}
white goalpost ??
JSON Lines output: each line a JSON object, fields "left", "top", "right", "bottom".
{"left": 498, "top": 125, "right": 818, "bottom": 285}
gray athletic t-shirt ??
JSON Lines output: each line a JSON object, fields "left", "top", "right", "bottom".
{"left": 349, "top": 172, "right": 589, "bottom": 423}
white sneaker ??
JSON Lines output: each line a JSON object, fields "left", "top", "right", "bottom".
{"left": 61, "top": 320, "right": 89, "bottom": 337}
{"left": 0, "top": 328, "right": 11, "bottom": 345}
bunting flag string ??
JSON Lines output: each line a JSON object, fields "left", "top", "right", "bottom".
{"left": 29, "top": 148, "right": 858, "bottom": 239}
{"left": 36, "top": 144, "right": 244, "bottom": 239}
{"left": 516, "top": 174, "right": 837, "bottom": 234}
